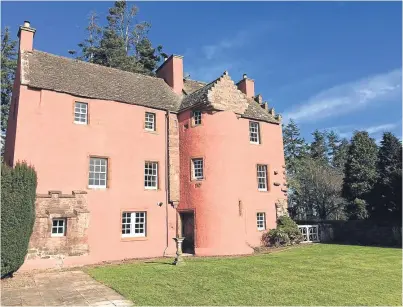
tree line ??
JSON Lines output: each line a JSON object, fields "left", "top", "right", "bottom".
{"left": 283, "top": 119, "right": 402, "bottom": 224}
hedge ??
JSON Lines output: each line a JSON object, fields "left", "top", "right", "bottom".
{"left": 1, "top": 162, "right": 37, "bottom": 278}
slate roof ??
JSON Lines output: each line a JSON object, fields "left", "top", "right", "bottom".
{"left": 183, "top": 79, "right": 206, "bottom": 95}
{"left": 180, "top": 78, "right": 218, "bottom": 110}
{"left": 21, "top": 50, "right": 181, "bottom": 112}
{"left": 21, "top": 50, "right": 279, "bottom": 123}
{"left": 243, "top": 99, "right": 279, "bottom": 124}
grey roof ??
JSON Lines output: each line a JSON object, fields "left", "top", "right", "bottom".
{"left": 180, "top": 78, "right": 217, "bottom": 110}
{"left": 21, "top": 50, "right": 181, "bottom": 112}
{"left": 21, "top": 50, "right": 279, "bottom": 123}
{"left": 183, "top": 79, "right": 206, "bottom": 95}
{"left": 243, "top": 99, "right": 279, "bottom": 124}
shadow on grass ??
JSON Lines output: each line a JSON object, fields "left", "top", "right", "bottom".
{"left": 143, "top": 261, "right": 174, "bottom": 265}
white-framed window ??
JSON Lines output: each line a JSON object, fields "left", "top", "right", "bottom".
{"left": 74, "top": 102, "right": 88, "bottom": 125}
{"left": 193, "top": 110, "right": 202, "bottom": 126}
{"left": 89, "top": 157, "right": 108, "bottom": 188}
{"left": 145, "top": 112, "right": 156, "bottom": 131}
{"left": 191, "top": 158, "right": 204, "bottom": 180}
{"left": 144, "top": 162, "right": 158, "bottom": 189}
{"left": 249, "top": 121, "right": 260, "bottom": 144}
{"left": 51, "top": 218, "right": 66, "bottom": 237}
{"left": 257, "top": 164, "right": 268, "bottom": 191}
{"left": 122, "top": 211, "right": 146, "bottom": 237}
{"left": 257, "top": 213, "right": 266, "bottom": 231}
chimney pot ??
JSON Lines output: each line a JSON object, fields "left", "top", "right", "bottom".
{"left": 243, "top": 74, "right": 247, "bottom": 79}
{"left": 18, "top": 20, "right": 36, "bottom": 52}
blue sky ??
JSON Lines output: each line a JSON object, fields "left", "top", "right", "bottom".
{"left": 2, "top": 1, "right": 402, "bottom": 142}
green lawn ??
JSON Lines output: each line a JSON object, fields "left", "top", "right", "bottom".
{"left": 87, "top": 244, "right": 402, "bottom": 306}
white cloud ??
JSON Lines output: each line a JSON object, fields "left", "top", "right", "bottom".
{"left": 282, "top": 69, "right": 402, "bottom": 123}
{"left": 185, "top": 22, "right": 273, "bottom": 82}
{"left": 202, "top": 30, "right": 248, "bottom": 60}
{"left": 328, "top": 121, "right": 401, "bottom": 140}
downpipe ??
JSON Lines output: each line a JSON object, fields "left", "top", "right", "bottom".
{"left": 163, "top": 110, "right": 170, "bottom": 257}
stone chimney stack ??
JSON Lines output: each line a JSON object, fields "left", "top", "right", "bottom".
{"left": 18, "top": 20, "right": 36, "bottom": 52}
{"left": 237, "top": 74, "right": 255, "bottom": 98}
{"left": 156, "top": 54, "right": 184, "bottom": 95}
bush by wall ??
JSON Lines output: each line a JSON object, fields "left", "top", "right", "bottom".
{"left": 1, "top": 162, "right": 37, "bottom": 278}
{"left": 296, "top": 220, "right": 402, "bottom": 247}
{"left": 262, "top": 216, "right": 303, "bottom": 247}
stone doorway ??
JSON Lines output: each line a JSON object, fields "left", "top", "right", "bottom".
{"left": 179, "top": 211, "right": 195, "bottom": 254}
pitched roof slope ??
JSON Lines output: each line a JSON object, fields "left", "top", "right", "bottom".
{"left": 181, "top": 72, "right": 279, "bottom": 124}
{"left": 183, "top": 79, "right": 206, "bottom": 95}
{"left": 21, "top": 50, "right": 181, "bottom": 112}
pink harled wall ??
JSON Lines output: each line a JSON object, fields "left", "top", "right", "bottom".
{"left": 178, "top": 109, "right": 286, "bottom": 255}
{"left": 9, "top": 86, "right": 177, "bottom": 269}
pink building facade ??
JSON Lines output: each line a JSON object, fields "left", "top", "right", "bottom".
{"left": 4, "top": 22, "right": 287, "bottom": 270}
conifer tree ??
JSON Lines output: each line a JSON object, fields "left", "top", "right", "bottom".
{"left": 342, "top": 131, "right": 378, "bottom": 219}
{"left": 370, "top": 132, "right": 402, "bottom": 223}
{"left": 310, "top": 129, "right": 328, "bottom": 163}
{"left": 1, "top": 27, "right": 17, "bottom": 155}
{"left": 282, "top": 119, "right": 308, "bottom": 176}
{"left": 71, "top": 0, "right": 163, "bottom": 75}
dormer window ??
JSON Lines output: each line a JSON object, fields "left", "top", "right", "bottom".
{"left": 192, "top": 110, "right": 202, "bottom": 126}
{"left": 249, "top": 121, "right": 260, "bottom": 144}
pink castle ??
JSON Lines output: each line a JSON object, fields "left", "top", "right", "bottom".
{"left": 4, "top": 21, "right": 288, "bottom": 270}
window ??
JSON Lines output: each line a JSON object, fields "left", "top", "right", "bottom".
{"left": 257, "top": 164, "right": 268, "bottom": 191}
{"left": 89, "top": 157, "right": 107, "bottom": 188}
{"left": 51, "top": 218, "right": 66, "bottom": 237}
{"left": 144, "top": 162, "right": 158, "bottom": 189}
{"left": 257, "top": 213, "right": 266, "bottom": 231}
{"left": 74, "top": 102, "right": 88, "bottom": 124}
{"left": 145, "top": 112, "right": 156, "bottom": 131}
{"left": 249, "top": 121, "right": 260, "bottom": 144}
{"left": 193, "top": 110, "right": 202, "bottom": 126}
{"left": 122, "top": 212, "right": 146, "bottom": 237}
{"left": 192, "top": 158, "right": 204, "bottom": 180}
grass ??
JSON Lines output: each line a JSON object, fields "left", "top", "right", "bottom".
{"left": 87, "top": 244, "right": 402, "bottom": 306}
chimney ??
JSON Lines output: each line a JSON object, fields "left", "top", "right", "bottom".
{"left": 237, "top": 74, "right": 255, "bottom": 98}
{"left": 17, "top": 20, "right": 36, "bottom": 52}
{"left": 156, "top": 54, "right": 183, "bottom": 95}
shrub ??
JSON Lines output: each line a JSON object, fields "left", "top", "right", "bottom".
{"left": 261, "top": 216, "right": 303, "bottom": 247}
{"left": 1, "top": 162, "right": 37, "bottom": 278}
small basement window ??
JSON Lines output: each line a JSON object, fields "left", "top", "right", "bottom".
{"left": 51, "top": 218, "right": 66, "bottom": 237}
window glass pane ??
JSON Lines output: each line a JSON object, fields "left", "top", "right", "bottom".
{"left": 74, "top": 102, "right": 88, "bottom": 124}
{"left": 122, "top": 212, "right": 146, "bottom": 237}
{"left": 144, "top": 162, "right": 158, "bottom": 189}
{"left": 249, "top": 121, "right": 260, "bottom": 144}
{"left": 89, "top": 158, "right": 107, "bottom": 187}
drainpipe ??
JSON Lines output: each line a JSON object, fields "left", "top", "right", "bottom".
{"left": 163, "top": 110, "right": 170, "bottom": 257}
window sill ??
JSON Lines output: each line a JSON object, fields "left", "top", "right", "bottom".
{"left": 74, "top": 122, "right": 88, "bottom": 125}
{"left": 144, "top": 129, "right": 158, "bottom": 135}
{"left": 88, "top": 186, "right": 107, "bottom": 190}
{"left": 250, "top": 142, "right": 261, "bottom": 145}
{"left": 121, "top": 237, "right": 148, "bottom": 242}
{"left": 144, "top": 188, "right": 159, "bottom": 191}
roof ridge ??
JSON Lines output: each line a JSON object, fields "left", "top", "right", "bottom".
{"left": 183, "top": 78, "right": 207, "bottom": 84}
{"left": 31, "top": 50, "right": 164, "bottom": 82}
